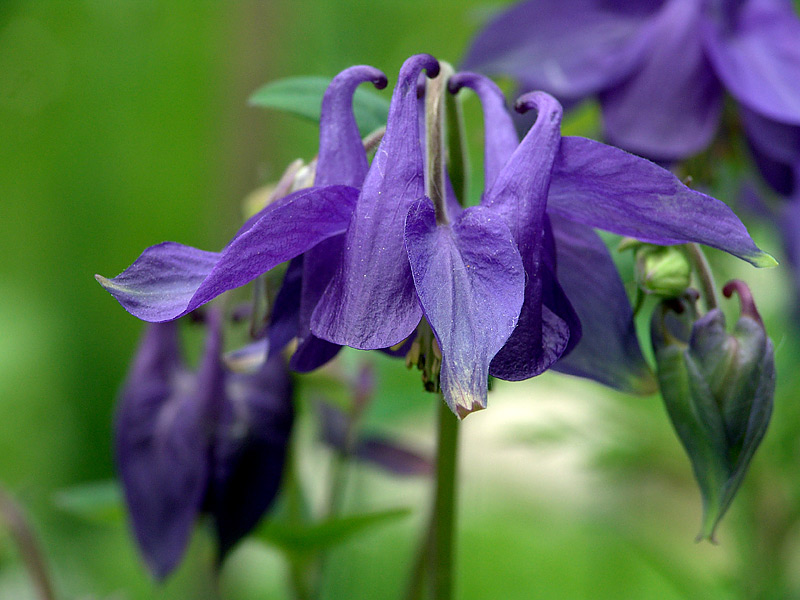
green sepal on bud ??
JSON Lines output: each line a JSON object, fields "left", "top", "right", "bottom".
{"left": 620, "top": 239, "right": 691, "bottom": 298}
{"left": 650, "top": 281, "right": 775, "bottom": 541}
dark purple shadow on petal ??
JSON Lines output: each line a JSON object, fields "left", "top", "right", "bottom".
{"left": 461, "top": 0, "right": 662, "bottom": 101}
{"left": 291, "top": 237, "right": 344, "bottom": 372}
{"left": 208, "top": 354, "right": 294, "bottom": 558}
{"left": 97, "top": 185, "right": 360, "bottom": 322}
{"left": 702, "top": 0, "right": 800, "bottom": 124}
{"left": 548, "top": 214, "right": 657, "bottom": 394}
{"left": 600, "top": 0, "right": 724, "bottom": 160}
{"left": 548, "top": 136, "right": 773, "bottom": 266}
{"left": 485, "top": 92, "right": 571, "bottom": 381}
{"left": 267, "top": 256, "right": 303, "bottom": 359}
{"left": 115, "top": 316, "right": 224, "bottom": 579}
{"left": 405, "top": 199, "right": 524, "bottom": 418}
{"left": 312, "top": 54, "right": 439, "bottom": 349}
{"left": 740, "top": 106, "right": 800, "bottom": 196}
{"left": 540, "top": 215, "right": 582, "bottom": 359}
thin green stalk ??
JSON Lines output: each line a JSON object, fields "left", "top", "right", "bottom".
{"left": 685, "top": 243, "right": 719, "bottom": 310}
{"left": 0, "top": 485, "right": 56, "bottom": 600}
{"left": 431, "top": 400, "right": 459, "bottom": 600}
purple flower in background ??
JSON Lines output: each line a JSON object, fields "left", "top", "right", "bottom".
{"left": 462, "top": 0, "right": 800, "bottom": 188}
{"left": 115, "top": 311, "right": 293, "bottom": 578}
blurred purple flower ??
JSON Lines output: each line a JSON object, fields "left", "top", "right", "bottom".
{"left": 462, "top": 0, "right": 800, "bottom": 180}
{"left": 115, "top": 311, "right": 293, "bottom": 578}
{"left": 318, "top": 402, "right": 433, "bottom": 477}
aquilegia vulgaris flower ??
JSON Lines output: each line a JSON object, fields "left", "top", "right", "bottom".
{"left": 462, "top": 0, "right": 800, "bottom": 194}
{"left": 98, "top": 54, "right": 773, "bottom": 419}
{"left": 115, "top": 309, "right": 293, "bottom": 578}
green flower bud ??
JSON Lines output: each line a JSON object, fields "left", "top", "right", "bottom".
{"left": 651, "top": 281, "right": 775, "bottom": 541}
{"left": 620, "top": 239, "right": 692, "bottom": 297}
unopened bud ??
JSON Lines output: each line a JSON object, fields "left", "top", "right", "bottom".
{"left": 621, "top": 240, "right": 691, "bottom": 297}
{"left": 651, "top": 281, "right": 775, "bottom": 541}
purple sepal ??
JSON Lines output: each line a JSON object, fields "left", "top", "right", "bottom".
{"left": 461, "top": 0, "right": 661, "bottom": 101}
{"left": 207, "top": 354, "right": 294, "bottom": 557}
{"left": 600, "top": 0, "right": 723, "bottom": 160}
{"left": 115, "top": 317, "right": 224, "bottom": 579}
{"left": 702, "top": 0, "right": 800, "bottom": 125}
{"left": 97, "top": 185, "right": 360, "bottom": 322}
{"left": 549, "top": 215, "right": 657, "bottom": 394}
{"left": 405, "top": 199, "right": 524, "bottom": 418}
{"left": 312, "top": 54, "right": 439, "bottom": 349}
{"left": 548, "top": 136, "right": 774, "bottom": 267}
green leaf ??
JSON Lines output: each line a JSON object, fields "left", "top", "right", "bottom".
{"left": 258, "top": 508, "right": 411, "bottom": 556}
{"left": 249, "top": 76, "right": 389, "bottom": 136}
{"left": 53, "top": 480, "right": 124, "bottom": 524}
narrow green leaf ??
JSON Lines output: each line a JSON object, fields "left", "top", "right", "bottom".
{"left": 249, "top": 76, "right": 389, "bottom": 136}
{"left": 258, "top": 508, "right": 411, "bottom": 556}
{"left": 53, "top": 480, "right": 124, "bottom": 524}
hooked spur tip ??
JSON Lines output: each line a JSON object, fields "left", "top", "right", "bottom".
{"left": 372, "top": 73, "right": 388, "bottom": 90}
{"left": 400, "top": 53, "right": 440, "bottom": 85}
{"left": 447, "top": 72, "right": 474, "bottom": 95}
{"left": 723, "top": 279, "right": 763, "bottom": 326}
{"left": 514, "top": 90, "right": 562, "bottom": 119}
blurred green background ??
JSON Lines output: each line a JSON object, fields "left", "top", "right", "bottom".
{"left": 1, "top": 1, "right": 798, "bottom": 599}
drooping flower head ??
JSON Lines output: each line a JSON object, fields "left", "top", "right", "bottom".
{"left": 115, "top": 311, "right": 293, "bottom": 577}
{"left": 98, "top": 55, "right": 774, "bottom": 419}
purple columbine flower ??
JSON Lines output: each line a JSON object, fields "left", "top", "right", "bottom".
{"left": 447, "top": 72, "right": 774, "bottom": 393}
{"left": 462, "top": 0, "right": 800, "bottom": 192}
{"left": 98, "top": 55, "right": 772, "bottom": 419}
{"left": 115, "top": 311, "right": 293, "bottom": 578}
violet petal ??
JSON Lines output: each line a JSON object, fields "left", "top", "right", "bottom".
{"left": 703, "top": 0, "right": 800, "bottom": 125}
{"left": 461, "top": 0, "right": 662, "bottom": 101}
{"left": 548, "top": 136, "right": 775, "bottom": 267}
{"left": 405, "top": 199, "right": 524, "bottom": 418}
{"left": 312, "top": 54, "right": 439, "bottom": 349}
{"left": 115, "top": 318, "right": 223, "bottom": 578}
{"left": 485, "top": 92, "right": 572, "bottom": 380}
{"left": 97, "top": 185, "right": 360, "bottom": 322}
{"left": 600, "top": 0, "right": 724, "bottom": 160}
{"left": 316, "top": 65, "right": 387, "bottom": 186}
{"left": 448, "top": 72, "right": 518, "bottom": 189}
{"left": 208, "top": 354, "right": 293, "bottom": 557}
{"left": 549, "top": 215, "right": 657, "bottom": 394}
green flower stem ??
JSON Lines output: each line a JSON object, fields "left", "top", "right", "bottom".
{"left": 432, "top": 399, "right": 460, "bottom": 600}
{"left": 685, "top": 243, "right": 719, "bottom": 310}
{"left": 404, "top": 398, "right": 460, "bottom": 600}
